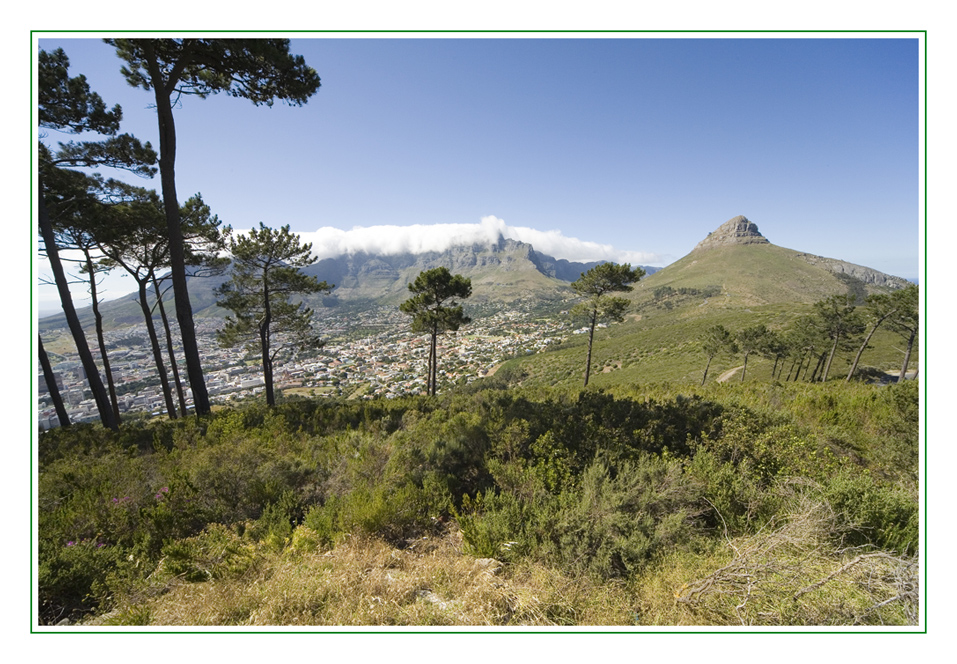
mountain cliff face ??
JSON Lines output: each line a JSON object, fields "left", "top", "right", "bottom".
{"left": 790, "top": 252, "right": 911, "bottom": 289}
{"left": 300, "top": 236, "right": 656, "bottom": 305}
{"left": 40, "top": 235, "right": 649, "bottom": 331}
{"left": 693, "top": 215, "right": 771, "bottom": 251}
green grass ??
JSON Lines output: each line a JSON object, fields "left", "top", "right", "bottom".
{"left": 632, "top": 244, "right": 889, "bottom": 307}
{"left": 500, "top": 294, "right": 917, "bottom": 391}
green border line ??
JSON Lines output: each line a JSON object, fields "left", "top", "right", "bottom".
{"left": 30, "top": 28, "right": 928, "bottom": 636}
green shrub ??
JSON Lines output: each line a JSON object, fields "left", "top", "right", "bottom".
{"left": 245, "top": 491, "right": 302, "bottom": 550}
{"left": 457, "top": 454, "right": 705, "bottom": 579}
{"left": 303, "top": 478, "right": 450, "bottom": 547}
{"left": 685, "top": 450, "right": 778, "bottom": 535}
{"left": 454, "top": 489, "right": 544, "bottom": 560}
{"left": 38, "top": 538, "right": 127, "bottom": 624}
{"left": 159, "top": 523, "right": 256, "bottom": 582}
{"left": 823, "top": 472, "right": 919, "bottom": 554}
{"left": 550, "top": 456, "right": 703, "bottom": 578}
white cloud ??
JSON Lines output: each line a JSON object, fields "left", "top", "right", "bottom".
{"left": 37, "top": 217, "right": 663, "bottom": 316}
{"left": 298, "top": 216, "right": 662, "bottom": 265}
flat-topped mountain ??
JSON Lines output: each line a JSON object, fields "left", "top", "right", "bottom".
{"left": 298, "top": 236, "right": 611, "bottom": 306}
{"left": 39, "top": 234, "right": 659, "bottom": 331}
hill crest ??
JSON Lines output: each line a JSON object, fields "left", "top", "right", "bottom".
{"left": 638, "top": 216, "right": 910, "bottom": 307}
{"left": 693, "top": 215, "right": 770, "bottom": 251}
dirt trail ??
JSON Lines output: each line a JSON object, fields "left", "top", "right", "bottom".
{"left": 716, "top": 366, "right": 743, "bottom": 383}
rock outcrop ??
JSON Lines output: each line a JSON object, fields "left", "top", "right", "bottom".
{"left": 792, "top": 253, "right": 912, "bottom": 289}
{"left": 693, "top": 215, "right": 770, "bottom": 251}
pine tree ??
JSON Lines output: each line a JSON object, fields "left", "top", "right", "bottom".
{"left": 106, "top": 38, "right": 321, "bottom": 416}
{"left": 813, "top": 295, "right": 864, "bottom": 382}
{"left": 736, "top": 325, "right": 769, "bottom": 382}
{"left": 700, "top": 325, "right": 737, "bottom": 386}
{"left": 216, "top": 224, "right": 332, "bottom": 406}
{"left": 38, "top": 48, "right": 157, "bottom": 430}
{"left": 400, "top": 268, "right": 472, "bottom": 396}
{"left": 570, "top": 263, "right": 644, "bottom": 387}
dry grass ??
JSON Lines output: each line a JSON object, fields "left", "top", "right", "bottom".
{"left": 633, "top": 488, "right": 919, "bottom": 627}
{"left": 88, "top": 488, "right": 918, "bottom": 628}
{"left": 102, "top": 526, "right": 634, "bottom": 627}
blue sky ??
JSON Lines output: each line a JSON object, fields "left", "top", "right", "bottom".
{"left": 36, "top": 35, "right": 920, "bottom": 313}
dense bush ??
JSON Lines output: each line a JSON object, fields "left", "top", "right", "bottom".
{"left": 36, "top": 381, "right": 919, "bottom": 625}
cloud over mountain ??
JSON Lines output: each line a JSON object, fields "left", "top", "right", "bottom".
{"left": 298, "top": 216, "right": 662, "bottom": 265}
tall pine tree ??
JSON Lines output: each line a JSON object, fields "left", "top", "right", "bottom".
{"left": 106, "top": 38, "right": 321, "bottom": 416}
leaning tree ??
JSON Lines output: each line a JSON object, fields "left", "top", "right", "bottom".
{"left": 736, "top": 324, "right": 769, "bottom": 382}
{"left": 41, "top": 163, "right": 124, "bottom": 421}
{"left": 38, "top": 47, "right": 157, "bottom": 430}
{"left": 813, "top": 294, "right": 864, "bottom": 383}
{"left": 700, "top": 324, "right": 737, "bottom": 386}
{"left": 570, "top": 262, "right": 644, "bottom": 387}
{"left": 400, "top": 267, "right": 472, "bottom": 397}
{"left": 105, "top": 38, "right": 321, "bottom": 416}
{"left": 886, "top": 284, "right": 919, "bottom": 381}
{"left": 845, "top": 290, "right": 900, "bottom": 383}
{"left": 95, "top": 186, "right": 230, "bottom": 417}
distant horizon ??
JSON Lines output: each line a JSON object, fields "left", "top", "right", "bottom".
{"left": 36, "top": 215, "right": 919, "bottom": 319}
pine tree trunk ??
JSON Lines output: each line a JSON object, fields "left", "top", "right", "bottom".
{"left": 152, "top": 274, "right": 187, "bottom": 416}
{"left": 38, "top": 186, "right": 117, "bottom": 430}
{"left": 138, "top": 280, "right": 177, "bottom": 419}
{"left": 740, "top": 352, "right": 749, "bottom": 382}
{"left": 38, "top": 334, "right": 70, "bottom": 428}
{"left": 847, "top": 313, "right": 894, "bottom": 383}
{"left": 430, "top": 329, "right": 438, "bottom": 396}
{"left": 86, "top": 254, "right": 120, "bottom": 421}
{"left": 701, "top": 355, "right": 713, "bottom": 386}
{"left": 584, "top": 311, "right": 597, "bottom": 387}
{"left": 147, "top": 45, "right": 210, "bottom": 416}
{"left": 261, "top": 280, "right": 274, "bottom": 406}
{"left": 810, "top": 351, "right": 826, "bottom": 382}
{"left": 801, "top": 351, "right": 815, "bottom": 381}
{"left": 898, "top": 327, "right": 917, "bottom": 382}
{"left": 785, "top": 356, "right": 798, "bottom": 381}
{"left": 822, "top": 337, "right": 839, "bottom": 382}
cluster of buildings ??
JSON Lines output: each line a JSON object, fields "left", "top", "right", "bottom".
{"left": 37, "top": 306, "right": 571, "bottom": 428}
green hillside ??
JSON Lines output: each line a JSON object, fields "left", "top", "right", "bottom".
{"left": 635, "top": 243, "right": 872, "bottom": 308}
{"left": 498, "top": 302, "right": 916, "bottom": 390}
{"left": 493, "top": 220, "right": 917, "bottom": 390}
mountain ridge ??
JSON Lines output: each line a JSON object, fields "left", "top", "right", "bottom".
{"left": 38, "top": 218, "right": 908, "bottom": 332}
{"left": 38, "top": 234, "right": 659, "bottom": 330}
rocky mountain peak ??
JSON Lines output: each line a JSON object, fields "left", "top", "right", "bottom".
{"left": 693, "top": 215, "right": 770, "bottom": 251}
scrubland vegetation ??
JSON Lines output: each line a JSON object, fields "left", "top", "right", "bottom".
{"left": 38, "top": 379, "right": 919, "bottom": 627}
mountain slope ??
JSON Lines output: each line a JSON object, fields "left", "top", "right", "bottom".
{"left": 496, "top": 216, "right": 915, "bottom": 389}
{"left": 301, "top": 237, "right": 576, "bottom": 306}
{"left": 633, "top": 216, "right": 910, "bottom": 308}
{"left": 38, "top": 235, "right": 659, "bottom": 330}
